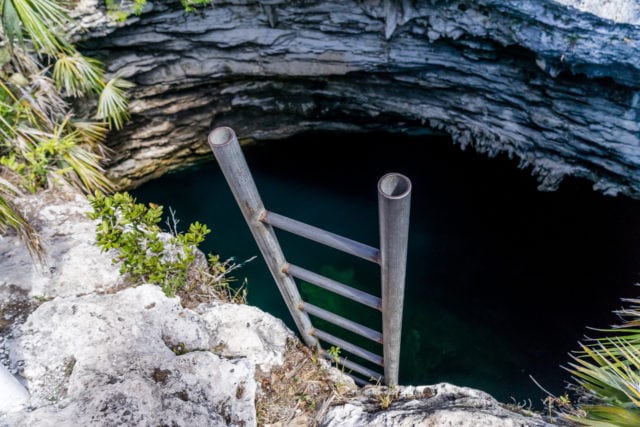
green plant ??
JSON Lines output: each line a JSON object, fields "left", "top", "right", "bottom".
{"left": 171, "top": 342, "right": 188, "bottom": 355}
{"left": 32, "top": 294, "right": 51, "bottom": 303}
{"left": 377, "top": 386, "right": 398, "bottom": 410}
{"left": 561, "top": 296, "right": 640, "bottom": 426}
{"left": 327, "top": 345, "right": 341, "bottom": 365}
{"left": 0, "top": 0, "right": 132, "bottom": 260}
{"left": 104, "top": 0, "right": 148, "bottom": 21}
{"left": 0, "top": 0, "right": 69, "bottom": 55}
{"left": 88, "top": 191, "right": 209, "bottom": 297}
{"left": 105, "top": 0, "right": 211, "bottom": 21}
{"left": 543, "top": 393, "right": 572, "bottom": 418}
{"left": 88, "top": 191, "right": 245, "bottom": 301}
{"left": 0, "top": 175, "right": 43, "bottom": 260}
{"left": 181, "top": 0, "right": 211, "bottom": 13}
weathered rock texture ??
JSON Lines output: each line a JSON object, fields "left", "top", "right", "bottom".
{"left": 74, "top": 0, "right": 639, "bottom": 197}
{"left": 323, "top": 384, "right": 554, "bottom": 426}
{"left": 0, "top": 188, "right": 122, "bottom": 299}
{"left": 5, "top": 286, "right": 261, "bottom": 426}
{"left": 2, "top": 285, "right": 296, "bottom": 426}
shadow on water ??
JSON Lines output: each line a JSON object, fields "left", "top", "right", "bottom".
{"left": 134, "top": 131, "right": 640, "bottom": 406}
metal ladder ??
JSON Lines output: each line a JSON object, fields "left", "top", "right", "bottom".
{"left": 208, "top": 127, "right": 411, "bottom": 386}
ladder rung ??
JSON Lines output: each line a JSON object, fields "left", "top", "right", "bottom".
{"left": 302, "top": 302, "right": 382, "bottom": 344}
{"left": 322, "top": 352, "right": 383, "bottom": 382}
{"left": 312, "top": 329, "right": 384, "bottom": 367}
{"left": 351, "top": 375, "right": 370, "bottom": 386}
{"left": 285, "top": 263, "right": 382, "bottom": 311}
{"left": 261, "top": 210, "right": 381, "bottom": 264}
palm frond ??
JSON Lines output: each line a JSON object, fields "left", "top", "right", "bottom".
{"left": 70, "top": 120, "right": 108, "bottom": 146}
{"left": 54, "top": 116, "right": 113, "bottom": 193}
{"left": 29, "top": 71, "right": 67, "bottom": 116}
{"left": 0, "top": 86, "right": 20, "bottom": 141}
{"left": 53, "top": 53, "right": 105, "bottom": 97}
{"left": 2, "top": 0, "right": 70, "bottom": 56}
{"left": 16, "top": 74, "right": 66, "bottom": 129}
{"left": 0, "top": 0, "right": 119, "bottom": 267}
{"left": 565, "top": 405, "right": 640, "bottom": 427}
{"left": 59, "top": 143, "right": 113, "bottom": 194}
{"left": 573, "top": 339, "right": 640, "bottom": 402}
{"left": 95, "top": 76, "right": 134, "bottom": 130}
{"left": 6, "top": 42, "right": 43, "bottom": 76}
{"left": 0, "top": 174, "right": 46, "bottom": 263}
{"left": 0, "top": 0, "right": 24, "bottom": 48}
{"left": 565, "top": 289, "right": 640, "bottom": 426}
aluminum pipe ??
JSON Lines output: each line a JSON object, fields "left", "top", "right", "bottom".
{"left": 378, "top": 172, "right": 412, "bottom": 386}
{"left": 208, "top": 127, "right": 317, "bottom": 349}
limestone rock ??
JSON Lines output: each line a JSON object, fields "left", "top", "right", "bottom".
{"left": 73, "top": 0, "right": 640, "bottom": 198}
{"left": 196, "top": 302, "right": 292, "bottom": 372}
{"left": 0, "top": 188, "right": 286, "bottom": 426}
{"left": 554, "top": 0, "right": 640, "bottom": 24}
{"left": 0, "top": 188, "right": 122, "bottom": 299}
{"left": 68, "top": 0, "right": 125, "bottom": 39}
{"left": 321, "top": 383, "right": 555, "bottom": 426}
{"left": 4, "top": 285, "right": 258, "bottom": 426}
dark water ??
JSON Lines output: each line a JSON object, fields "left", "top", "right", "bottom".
{"left": 134, "top": 131, "right": 640, "bottom": 405}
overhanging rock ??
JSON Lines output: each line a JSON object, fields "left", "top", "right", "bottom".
{"left": 74, "top": 0, "right": 640, "bottom": 195}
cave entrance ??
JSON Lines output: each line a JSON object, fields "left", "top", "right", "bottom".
{"left": 134, "top": 130, "right": 640, "bottom": 405}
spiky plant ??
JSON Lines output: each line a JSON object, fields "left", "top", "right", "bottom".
{"left": 96, "top": 76, "right": 134, "bottom": 130}
{"left": 0, "top": 0, "right": 131, "bottom": 260}
{"left": 0, "top": 175, "right": 44, "bottom": 262}
{"left": 564, "top": 296, "right": 640, "bottom": 426}
{"left": 0, "top": 0, "right": 70, "bottom": 55}
{"left": 53, "top": 53, "right": 105, "bottom": 97}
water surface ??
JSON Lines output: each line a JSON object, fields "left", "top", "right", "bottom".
{"left": 135, "top": 131, "right": 640, "bottom": 405}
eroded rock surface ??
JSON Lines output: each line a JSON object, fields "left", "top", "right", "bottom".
{"left": 323, "top": 384, "right": 555, "bottom": 426}
{"left": 0, "top": 188, "right": 122, "bottom": 299}
{"left": 74, "top": 0, "right": 640, "bottom": 198}
{"left": 4, "top": 285, "right": 266, "bottom": 426}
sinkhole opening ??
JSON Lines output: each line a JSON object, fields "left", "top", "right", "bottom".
{"left": 134, "top": 130, "right": 640, "bottom": 406}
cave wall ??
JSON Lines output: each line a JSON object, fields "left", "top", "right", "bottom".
{"left": 74, "top": 0, "right": 640, "bottom": 197}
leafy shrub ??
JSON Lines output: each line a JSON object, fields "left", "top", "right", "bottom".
{"left": 88, "top": 191, "right": 243, "bottom": 300}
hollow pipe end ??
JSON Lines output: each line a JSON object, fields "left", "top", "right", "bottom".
{"left": 378, "top": 173, "right": 412, "bottom": 199}
{"left": 208, "top": 127, "right": 237, "bottom": 148}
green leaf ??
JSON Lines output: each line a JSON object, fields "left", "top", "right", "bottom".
{"left": 53, "top": 53, "right": 105, "bottom": 97}
{"left": 96, "top": 76, "right": 134, "bottom": 130}
{"left": 4, "top": 0, "right": 71, "bottom": 56}
{"left": 0, "top": 0, "right": 25, "bottom": 48}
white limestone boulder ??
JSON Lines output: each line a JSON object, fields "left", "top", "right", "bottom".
{"left": 4, "top": 285, "right": 262, "bottom": 426}
{"left": 321, "top": 383, "right": 555, "bottom": 426}
{"left": 196, "top": 302, "right": 293, "bottom": 372}
{"left": 0, "top": 188, "right": 122, "bottom": 299}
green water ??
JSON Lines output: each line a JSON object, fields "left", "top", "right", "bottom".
{"left": 134, "top": 131, "right": 640, "bottom": 405}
